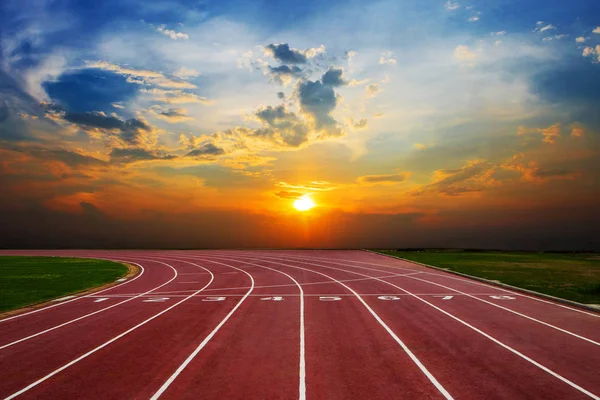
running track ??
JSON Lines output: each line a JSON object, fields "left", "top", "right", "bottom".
{"left": 0, "top": 250, "right": 599, "bottom": 400}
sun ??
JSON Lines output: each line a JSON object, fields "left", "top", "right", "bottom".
{"left": 293, "top": 196, "right": 315, "bottom": 212}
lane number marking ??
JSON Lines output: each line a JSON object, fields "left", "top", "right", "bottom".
{"left": 378, "top": 296, "right": 401, "bottom": 301}
{"left": 202, "top": 297, "right": 227, "bottom": 302}
{"left": 260, "top": 297, "right": 284, "bottom": 301}
{"left": 490, "top": 295, "right": 516, "bottom": 300}
{"left": 319, "top": 296, "right": 342, "bottom": 301}
{"left": 143, "top": 297, "right": 170, "bottom": 302}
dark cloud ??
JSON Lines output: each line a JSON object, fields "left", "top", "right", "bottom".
{"left": 45, "top": 105, "right": 152, "bottom": 145}
{"left": 186, "top": 143, "right": 226, "bottom": 158}
{"left": 277, "top": 92, "right": 285, "bottom": 99}
{"left": 297, "top": 80, "right": 338, "bottom": 129}
{"left": 253, "top": 105, "right": 309, "bottom": 147}
{"left": 0, "top": 70, "right": 45, "bottom": 140}
{"left": 265, "top": 43, "right": 307, "bottom": 64}
{"left": 413, "top": 160, "right": 492, "bottom": 196}
{"left": 321, "top": 67, "right": 346, "bottom": 87}
{"left": 109, "top": 148, "right": 175, "bottom": 164}
{"left": 268, "top": 65, "right": 303, "bottom": 85}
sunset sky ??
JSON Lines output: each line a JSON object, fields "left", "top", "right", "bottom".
{"left": 1, "top": 0, "right": 599, "bottom": 249}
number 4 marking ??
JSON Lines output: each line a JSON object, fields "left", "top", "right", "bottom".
{"left": 378, "top": 296, "right": 401, "bottom": 301}
{"left": 202, "top": 297, "right": 227, "bottom": 302}
{"left": 319, "top": 296, "right": 342, "bottom": 301}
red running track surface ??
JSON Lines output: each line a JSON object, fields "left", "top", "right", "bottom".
{"left": 0, "top": 250, "right": 599, "bottom": 400}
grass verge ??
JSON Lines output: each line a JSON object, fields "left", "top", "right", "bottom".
{"left": 0, "top": 256, "right": 129, "bottom": 313}
{"left": 372, "top": 250, "right": 600, "bottom": 305}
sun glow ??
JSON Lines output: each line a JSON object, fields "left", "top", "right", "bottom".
{"left": 293, "top": 196, "right": 315, "bottom": 212}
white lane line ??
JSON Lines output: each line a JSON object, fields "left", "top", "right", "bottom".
{"left": 280, "top": 252, "right": 600, "bottom": 319}
{"left": 52, "top": 296, "right": 76, "bottom": 302}
{"left": 261, "top": 254, "right": 600, "bottom": 400}
{"left": 203, "top": 255, "right": 307, "bottom": 400}
{"left": 3, "top": 259, "right": 215, "bottom": 400}
{"left": 406, "top": 275, "right": 600, "bottom": 347}
{"left": 272, "top": 254, "right": 600, "bottom": 347}
{"left": 0, "top": 258, "right": 178, "bottom": 351}
{"left": 0, "top": 258, "right": 145, "bottom": 324}
{"left": 150, "top": 257, "right": 255, "bottom": 400}
{"left": 206, "top": 254, "right": 453, "bottom": 400}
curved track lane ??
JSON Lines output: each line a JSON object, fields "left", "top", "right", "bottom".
{"left": 0, "top": 250, "right": 598, "bottom": 400}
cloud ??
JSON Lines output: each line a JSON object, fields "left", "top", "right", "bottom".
{"left": 491, "top": 31, "right": 506, "bottom": 36}
{"left": 186, "top": 143, "right": 226, "bottom": 158}
{"left": 536, "top": 24, "right": 556, "bottom": 33}
{"left": 413, "top": 159, "right": 492, "bottom": 196}
{"left": 252, "top": 105, "right": 309, "bottom": 147}
{"left": 111, "top": 103, "right": 125, "bottom": 109}
{"left": 297, "top": 80, "right": 339, "bottom": 131}
{"left": 517, "top": 123, "right": 561, "bottom": 144}
{"left": 277, "top": 181, "right": 337, "bottom": 192}
{"left": 454, "top": 45, "right": 477, "bottom": 61}
{"left": 540, "top": 124, "right": 561, "bottom": 144}
{"left": 366, "top": 84, "right": 381, "bottom": 97}
{"left": 155, "top": 25, "right": 189, "bottom": 40}
{"left": 576, "top": 37, "right": 586, "bottom": 43}
{"left": 444, "top": 1, "right": 460, "bottom": 11}
{"left": 351, "top": 118, "right": 368, "bottom": 129}
{"left": 274, "top": 191, "right": 304, "bottom": 199}
{"left": 173, "top": 67, "right": 200, "bottom": 79}
{"left": 379, "top": 52, "right": 397, "bottom": 65}
{"left": 321, "top": 67, "right": 347, "bottom": 87}
{"left": 268, "top": 65, "right": 303, "bottom": 85}
{"left": 468, "top": 16, "right": 480, "bottom": 22}
{"left": 153, "top": 107, "right": 192, "bottom": 123}
{"left": 140, "top": 88, "right": 213, "bottom": 104}
{"left": 87, "top": 61, "right": 196, "bottom": 89}
{"left": 594, "top": 27, "right": 600, "bottom": 34}
{"left": 264, "top": 43, "right": 325, "bottom": 64}
{"left": 357, "top": 172, "right": 410, "bottom": 185}
{"left": 109, "top": 148, "right": 175, "bottom": 164}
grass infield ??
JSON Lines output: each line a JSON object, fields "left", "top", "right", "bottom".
{"left": 0, "top": 256, "right": 128, "bottom": 313}
{"left": 374, "top": 250, "right": 600, "bottom": 305}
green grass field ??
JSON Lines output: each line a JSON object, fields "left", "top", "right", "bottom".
{"left": 374, "top": 250, "right": 600, "bottom": 305}
{"left": 0, "top": 256, "right": 128, "bottom": 313}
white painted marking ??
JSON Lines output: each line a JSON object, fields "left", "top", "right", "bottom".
{"left": 160, "top": 254, "right": 307, "bottom": 400}
{"left": 143, "top": 297, "right": 170, "bottom": 303}
{"left": 490, "top": 295, "right": 516, "bottom": 300}
{"left": 150, "top": 258, "right": 255, "bottom": 400}
{"left": 0, "top": 258, "right": 145, "bottom": 324}
{"left": 116, "top": 278, "right": 127, "bottom": 282}
{"left": 378, "top": 295, "right": 401, "bottom": 301}
{"left": 319, "top": 296, "right": 342, "bottom": 301}
{"left": 270, "top": 252, "right": 600, "bottom": 347}
{"left": 202, "top": 297, "right": 226, "bottom": 302}
{"left": 0, "top": 260, "right": 176, "bottom": 351}
{"left": 93, "top": 298, "right": 109, "bottom": 303}
{"left": 222, "top": 255, "right": 452, "bottom": 400}
{"left": 260, "top": 296, "right": 284, "bottom": 301}
{"left": 52, "top": 296, "right": 76, "bottom": 302}
{"left": 4, "top": 258, "right": 215, "bottom": 400}
{"left": 261, "top": 254, "right": 600, "bottom": 400}
{"left": 277, "top": 252, "right": 600, "bottom": 319}
{"left": 441, "top": 296, "right": 454, "bottom": 300}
